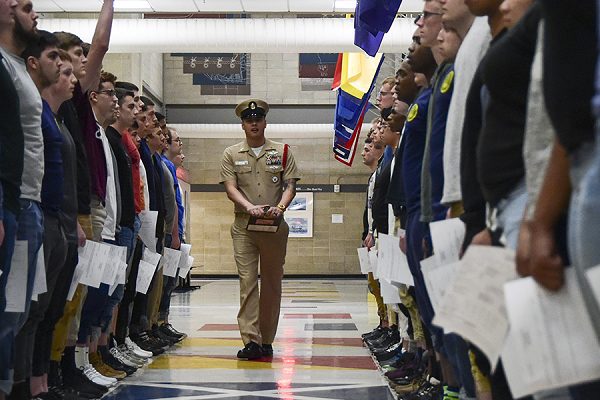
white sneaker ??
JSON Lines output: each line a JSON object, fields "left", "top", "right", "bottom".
{"left": 83, "top": 365, "right": 117, "bottom": 387}
{"left": 126, "top": 337, "right": 153, "bottom": 358}
{"left": 110, "top": 346, "right": 142, "bottom": 368}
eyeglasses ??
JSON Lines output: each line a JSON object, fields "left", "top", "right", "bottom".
{"left": 96, "top": 89, "right": 116, "bottom": 97}
{"left": 414, "top": 11, "right": 443, "bottom": 24}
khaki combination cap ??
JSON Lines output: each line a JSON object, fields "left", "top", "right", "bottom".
{"left": 235, "top": 99, "right": 270, "bottom": 120}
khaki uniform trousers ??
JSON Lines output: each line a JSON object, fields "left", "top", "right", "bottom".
{"left": 231, "top": 214, "right": 288, "bottom": 346}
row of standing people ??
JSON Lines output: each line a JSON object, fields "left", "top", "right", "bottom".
{"left": 0, "top": 1, "right": 189, "bottom": 399}
{"left": 359, "top": 0, "right": 600, "bottom": 399}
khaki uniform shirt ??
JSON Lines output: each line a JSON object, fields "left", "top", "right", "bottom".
{"left": 220, "top": 138, "right": 301, "bottom": 214}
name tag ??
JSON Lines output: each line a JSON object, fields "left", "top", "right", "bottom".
{"left": 235, "top": 160, "right": 249, "bottom": 166}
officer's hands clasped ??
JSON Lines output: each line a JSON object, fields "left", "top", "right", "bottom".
{"left": 246, "top": 205, "right": 283, "bottom": 218}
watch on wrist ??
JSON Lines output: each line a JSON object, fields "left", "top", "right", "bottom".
{"left": 277, "top": 204, "right": 286, "bottom": 211}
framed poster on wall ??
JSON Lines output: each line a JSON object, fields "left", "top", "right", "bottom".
{"left": 284, "top": 192, "right": 314, "bottom": 238}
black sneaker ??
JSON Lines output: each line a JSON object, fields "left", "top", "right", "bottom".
{"left": 132, "top": 332, "right": 165, "bottom": 356}
{"left": 62, "top": 368, "right": 107, "bottom": 398}
{"left": 159, "top": 323, "right": 185, "bottom": 342}
{"left": 362, "top": 325, "right": 387, "bottom": 340}
{"left": 261, "top": 344, "right": 273, "bottom": 357}
{"left": 237, "top": 342, "right": 263, "bottom": 360}
{"left": 162, "top": 323, "right": 187, "bottom": 340}
{"left": 146, "top": 330, "right": 172, "bottom": 349}
{"left": 152, "top": 326, "right": 179, "bottom": 346}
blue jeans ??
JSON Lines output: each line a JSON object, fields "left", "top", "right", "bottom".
{"left": 0, "top": 200, "right": 43, "bottom": 394}
{"left": 0, "top": 209, "right": 18, "bottom": 318}
{"left": 565, "top": 136, "right": 600, "bottom": 399}
{"left": 495, "top": 180, "right": 528, "bottom": 251}
{"left": 99, "top": 227, "right": 136, "bottom": 334}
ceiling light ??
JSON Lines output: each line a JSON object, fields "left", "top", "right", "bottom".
{"left": 114, "top": 0, "right": 152, "bottom": 10}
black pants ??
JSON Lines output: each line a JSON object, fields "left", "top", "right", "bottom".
{"left": 14, "top": 215, "right": 68, "bottom": 382}
{"left": 115, "top": 239, "right": 143, "bottom": 343}
{"left": 32, "top": 243, "right": 77, "bottom": 376}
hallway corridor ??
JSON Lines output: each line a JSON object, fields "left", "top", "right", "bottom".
{"left": 103, "top": 280, "right": 393, "bottom": 400}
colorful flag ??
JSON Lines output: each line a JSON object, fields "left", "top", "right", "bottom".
{"left": 354, "top": 0, "right": 403, "bottom": 56}
{"left": 332, "top": 53, "right": 385, "bottom": 166}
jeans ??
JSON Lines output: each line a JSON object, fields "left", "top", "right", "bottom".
{"left": 98, "top": 226, "right": 136, "bottom": 334}
{"left": 0, "top": 199, "right": 43, "bottom": 394}
{"left": 565, "top": 135, "right": 600, "bottom": 399}
{"left": 0, "top": 209, "right": 17, "bottom": 317}
{"left": 495, "top": 180, "right": 528, "bottom": 251}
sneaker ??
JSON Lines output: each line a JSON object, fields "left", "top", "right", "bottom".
{"left": 375, "top": 343, "right": 404, "bottom": 362}
{"left": 159, "top": 323, "right": 185, "bottom": 342}
{"left": 125, "top": 337, "right": 154, "bottom": 358}
{"left": 89, "top": 351, "right": 127, "bottom": 380}
{"left": 82, "top": 365, "right": 117, "bottom": 387}
{"left": 112, "top": 346, "right": 144, "bottom": 368}
{"left": 261, "top": 344, "right": 274, "bottom": 357}
{"left": 362, "top": 325, "right": 387, "bottom": 340}
{"left": 62, "top": 367, "right": 108, "bottom": 398}
{"left": 152, "top": 326, "right": 179, "bottom": 346}
{"left": 392, "top": 373, "right": 426, "bottom": 395}
{"left": 367, "top": 329, "right": 400, "bottom": 350}
{"left": 402, "top": 376, "right": 442, "bottom": 400}
{"left": 237, "top": 342, "right": 263, "bottom": 360}
{"left": 146, "top": 330, "right": 171, "bottom": 350}
{"left": 118, "top": 344, "right": 149, "bottom": 365}
{"left": 100, "top": 348, "right": 137, "bottom": 376}
{"left": 162, "top": 323, "right": 187, "bottom": 340}
{"left": 385, "top": 353, "right": 420, "bottom": 380}
{"left": 131, "top": 333, "right": 165, "bottom": 356}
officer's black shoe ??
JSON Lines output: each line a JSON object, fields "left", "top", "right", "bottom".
{"left": 237, "top": 342, "right": 263, "bottom": 360}
{"left": 261, "top": 344, "right": 273, "bottom": 357}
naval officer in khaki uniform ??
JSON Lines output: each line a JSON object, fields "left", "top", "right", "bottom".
{"left": 220, "top": 99, "right": 301, "bottom": 360}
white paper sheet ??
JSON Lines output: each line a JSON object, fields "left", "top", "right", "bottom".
{"left": 421, "top": 257, "right": 460, "bottom": 313}
{"left": 31, "top": 244, "right": 47, "bottom": 301}
{"left": 67, "top": 259, "right": 87, "bottom": 301}
{"left": 139, "top": 210, "right": 158, "bottom": 253}
{"left": 5, "top": 241, "right": 29, "bottom": 312}
{"left": 178, "top": 243, "right": 192, "bottom": 270}
{"left": 101, "top": 245, "right": 128, "bottom": 285}
{"left": 433, "top": 245, "right": 518, "bottom": 369}
{"left": 369, "top": 249, "right": 378, "bottom": 279}
{"left": 108, "top": 264, "right": 127, "bottom": 297}
{"left": 78, "top": 241, "right": 109, "bottom": 288}
{"left": 380, "top": 277, "right": 401, "bottom": 304}
{"left": 587, "top": 264, "right": 600, "bottom": 307}
{"left": 357, "top": 247, "right": 371, "bottom": 274}
{"left": 142, "top": 247, "right": 162, "bottom": 268}
{"left": 179, "top": 255, "right": 194, "bottom": 278}
{"left": 377, "top": 233, "right": 414, "bottom": 286}
{"left": 502, "top": 268, "right": 600, "bottom": 398}
{"left": 162, "top": 247, "right": 182, "bottom": 278}
{"left": 135, "top": 259, "right": 157, "bottom": 294}
{"left": 429, "top": 218, "right": 466, "bottom": 266}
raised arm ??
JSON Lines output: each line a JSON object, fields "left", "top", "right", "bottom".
{"left": 80, "top": 0, "right": 114, "bottom": 92}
